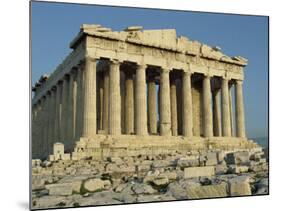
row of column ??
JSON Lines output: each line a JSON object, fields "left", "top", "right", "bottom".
{"left": 96, "top": 63, "right": 195, "bottom": 137}
{"left": 97, "top": 62, "right": 245, "bottom": 138}
{"left": 32, "top": 57, "right": 246, "bottom": 158}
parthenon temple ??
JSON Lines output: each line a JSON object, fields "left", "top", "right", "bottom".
{"left": 32, "top": 24, "right": 258, "bottom": 159}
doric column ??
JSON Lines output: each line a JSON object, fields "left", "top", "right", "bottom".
{"left": 32, "top": 103, "right": 39, "bottom": 158}
{"left": 135, "top": 64, "right": 148, "bottom": 135}
{"left": 125, "top": 72, "right": 134, "bottom": 134}
{"left": 67, "top": 72, "right": 75, "bottom": 142}
{"left": 47, "top": 89, "right": 56, "bottom": 153}
{"left": 38, "top": 99, "right": 44, "bottom": 158}
{"left": 222, "top": 77, "right": 231, "bottom": 136}
{"left": 54, "top": 82, "right": 62, "bottom": 141}
{"left": 82, "top": 57, "right": 97, "bottom": 137}
{"left": 51, "top": 88, "right": 57, "bottom": 144}
{"left": 182, "top": 71, "right": 193, "bottom": 137}
{"left": 203, "top": 75, "right": 213, "bottom": 137}
{"left": 148, "top": 76, "right": 157, "bottom": 134}
{"left": 60, "top": 76, "right": 69, "bottom": 143}
{"left": 229, "top": 84, "right": 234, "bottom": 136}
{"left": 170, "top": 80, "right": 178, "bottom": 136}
{"left": 102, "top": 69, "right": 109, "bottom": 134}
{"left": 213, "top": 90, "right": 222, "bottom": 136}
{"left": 46, "top": 92, "right": 52, "bottom": 155}
{"left": 109, "top": 60, "right": 121, "bottom": 135}
{"left": 160, "top": 68, "right": 171, "bottom": 136}
{"left": 72, "top": 72, "right": 77, "bottom": 139}
{"left": 176, "top": 79, "right": 183, "bottom": 135}
{"left": 120, "top": 71, "right": 126, "bottom": 134}
{"left": 75, "top": 67, "right": 83, "bottom": 139}
{"left": 235, "top": 80, "right": 246, "bottom": 138}
{"left": 42, "top": 96, "right": 49, "bottom": 158}
{"left": 97, "top": 73, "right": 104, "bottom": 131}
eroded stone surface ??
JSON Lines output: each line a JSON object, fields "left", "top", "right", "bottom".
{"left": 32, "top": 149, "right": 268, "bottom": 209}
{"left": 184, "top": 166, "right": 215, "bottom": 178}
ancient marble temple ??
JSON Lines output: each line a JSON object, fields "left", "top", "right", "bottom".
{"left": 32, "top": 24, "right": 258, "bottom": 160}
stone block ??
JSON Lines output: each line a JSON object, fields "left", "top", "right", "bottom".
{"left": 160, "top": 171, "right": 177, "bottom": 180}
{"left": 61, "top": 153, "right": 71, "bottom": 161}
{"left": 184, "top": 166, "right": 215, "bottom": 178}
{"left": 137, "top": 164, "right": 151, "bottom": 172}
{"left": 108, "top": 157, "right": 123, "bottom": 165}
{"left": 152, "top": 160, "right": 170, "bottom": 168}
{"left": 225, "top": 151, "right": 250, "bottom": 165}
{"left": 48, "top": 155, "right": 55, "bottom": 162}
{"left": 32, "top": 159, "right": 42, "bottom": 167}
{"left": 230, "top": 165, "right": 249, "bottom": 174}
{"left": 45, "top": 183, "right": 73, "bottom": 196}
{"left": 216, "top": 151, "right": 225, "bottom": 163}
{"left": 53, "top": 143, "right": 64, "bottom": 157}
{"left": 205, "top": 152, "right": 218, "bottom": 166}
{"left": 228, "top": 176, "right": 251, "bottom": 196}
{"left": 32, "top": 178, "right": 45, "bottom": 191}
{"left": 215, "top": 164, "right": 228, "bottom": 175}
{"left": 186, "top": 183, "right": 228, "bottom": 199}
{"left": 54, "top": 154, "right": 61, "bottom": 161}
{"left": 132, "top": 183, "right": 157, "bottom": 194}
{"left": 177, "top": 158, "right": 199, "bottom": 168}
{"left": 83, "top": 178, "right": 105, "bottom": 192}
{"left": 152, "top": 175, "right": 169, "bottom": 186}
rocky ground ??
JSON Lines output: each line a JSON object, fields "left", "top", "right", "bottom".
{"left": 31, "top": 149, "right": 268, "bottom": 209}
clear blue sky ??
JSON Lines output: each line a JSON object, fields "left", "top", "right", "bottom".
{"left": 31, "top": 1, "right": 268, "bottom": 138}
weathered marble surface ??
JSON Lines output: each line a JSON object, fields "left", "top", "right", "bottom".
{"left": 32, "top": 148, "right": 268, "bottom": 209}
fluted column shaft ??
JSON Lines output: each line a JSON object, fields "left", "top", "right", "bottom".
{"left": 72, "top": 73, "right": 77, "bottom": 139}
{"left": 51, "top": 89, "right": 57, "bottom": 144}
{"left": 47, "top": 90, "right": 55, "bottom": 153}
{"left": 82, "top": 57, "right": 97, "bottom": 137}
{"left": 103, "top": 70, "right": 109, "bottom": 134}
{"left": 97, "top": 74, "right": 104, "bottom": 131}
{"left": 229, "top": 85, "right": 234, "bottom": 136}
{"left": 213, "top": 90, "right": 222, "bottom": 136}
{"left": 135, "top": 64, "right": 148, "bottom": 135}
{"left": 222, "top": 78, "right": 231, "bottom": 136}
{"left": 46, "top": 92, "right": 52, "bottom": 155}
{"left": 125, "top": 73, "right": 134, "bottom": 134}
{"left": 38, "top": 100, "right": 44, "bottom": 157}
{"left": 148, "top": 78, "right": 157, "bottom": 134}
{"left": 67, "top": 72, "right": 75, "bottom": 142}
{"left": 182, "top": 72, "right": 193, "bottom": 137}
{"left": 109, "top": 60, "right": 121, "bottom": 135}
{"left": 42, "top": 96, "right": 49, "bottom": 158}
{"left": 170, "top": 80, "right": 178, "bottom": 136}
{"left": 203, "top": 75, "right": 213, "bottom": 137}
{"left": 235, "top": 80, "right": 246, "bottom": 138}
{"left": 61, "top": 76, "right": 69, "bottom": 143}
{"left": 54, "top": 83, "right": 62, "bottom": 141}
{"left": 75, "top": 68, "right": 83, "bottom": 139}
{"left": 160, "top": 68, "right": 171, "bottom": 136}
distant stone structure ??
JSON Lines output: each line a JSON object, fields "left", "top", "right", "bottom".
{"left": 32, "top": 24, "right": 258, "bottom": 160}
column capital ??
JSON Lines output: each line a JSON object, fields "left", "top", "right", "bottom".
{"left": 110, "top": 58, "right": 121, "bottom": 65}
{"left": 161, "top": 67, "right": 170, "bottom": 73}
{"left": 182, "top": 66, "right": 193, "bottom": 75}
{"left": 85, "top": 55, "right": 98, "bottom": 62}
{"left": 222, "top": 76, "right": 231, "bottom": 81}
{"left": 137, "top": 63, "right": 147, "bottom": 69}
{"left": 62, "top": 74, "right": 69, "bottom": 81}
{"left": 236, "top": 79, "right": 243, "bottom": 85}
{"left": 204, "top": 73, "right": 212, "bottom": 79}
{"left": 46, "top": 90, "right": 52, "bottom": 96}
{"left": 51, "top": 85, "right": 56, "bottom": 91}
